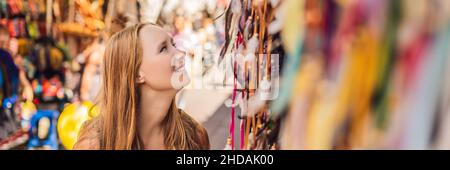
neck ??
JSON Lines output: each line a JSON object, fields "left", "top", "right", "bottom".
{"left": 137, "top": 85, "right": 176, "bottom": 150}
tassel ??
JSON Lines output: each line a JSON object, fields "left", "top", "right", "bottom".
{"left": 231, "top": 0, "right": 242, "bottom": 14}
{"left": 246, "top": 35, "right": 259, "bottom": 55}
{"left": 224, "top": 137, "right": 232, "bottom": 150}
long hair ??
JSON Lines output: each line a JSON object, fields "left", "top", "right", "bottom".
{"left": 79, "top": 23, "right": 207, "bottom": 150}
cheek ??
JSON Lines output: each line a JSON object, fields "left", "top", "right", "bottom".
{"left": 140, "top": 54, "right": 174, "bottom": 90}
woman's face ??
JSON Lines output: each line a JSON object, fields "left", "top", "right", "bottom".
{"left": 138, "top": 25, "right": 190, "bottom": 91}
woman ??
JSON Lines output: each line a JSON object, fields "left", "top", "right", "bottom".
{"left": 73, "top": 23, "right": 210, "bottom": 150}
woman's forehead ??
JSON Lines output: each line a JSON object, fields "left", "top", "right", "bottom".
{"left": 140, "top": 24, "right": 169, "bottom": 39}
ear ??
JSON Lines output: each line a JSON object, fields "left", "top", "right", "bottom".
{"left": 136, "top": 71, "right": 145, "bottom": 84}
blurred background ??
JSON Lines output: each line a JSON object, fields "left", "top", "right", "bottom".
{"left": 1, "top": 0, "right": 450, "bottom": 150}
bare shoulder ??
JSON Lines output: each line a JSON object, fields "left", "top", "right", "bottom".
{"left": 72, "top": 120, "right": 101, "bottom": 150}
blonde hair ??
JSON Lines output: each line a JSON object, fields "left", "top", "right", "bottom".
{"left": 78, "top": 23, "right": 209, "bottom": 150}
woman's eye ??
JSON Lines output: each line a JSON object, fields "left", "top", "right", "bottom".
{"left": 160, "top": 46, "right": 167, "bottom": 53}
{"left": 172, "top": 42, "right": 177, "bottom": 47}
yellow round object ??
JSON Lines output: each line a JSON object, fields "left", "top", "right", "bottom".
{"left": 57, "top": 101, "right": 99, "bottom": 150}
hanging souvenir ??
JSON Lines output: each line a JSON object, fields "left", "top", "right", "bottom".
{"left": 270, "top": 0, "right": 305, "bottom": 115}
{"left": 20, "top": 101, "right": 37, "bottom": 132}
{"left": 0, "top": 49, "right": 19, "bottom": 96}
{"left": 27, "top": 110, "right": 59, "bottom": 150}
